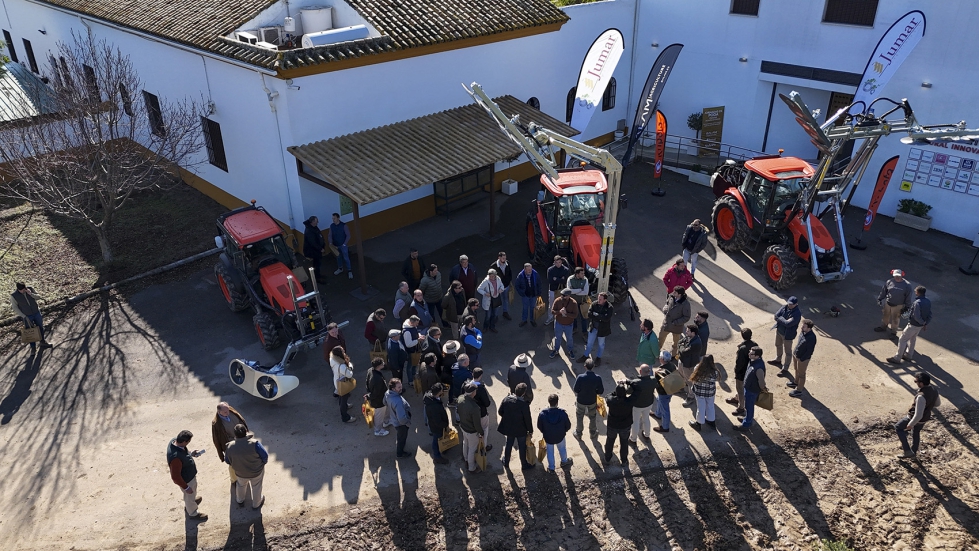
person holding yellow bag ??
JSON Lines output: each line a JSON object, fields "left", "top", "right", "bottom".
{"left": 513, "top": 263, "right": 542, "bottom": 327}
{"left": 497, "top": 383, "right": 535, "bottom": 472}
{"left": 537, "top": 394, "right": 573, "bottom": 472}
{"left": 330, "top": 346, "right": 356, "bottom": 424}
{"left": 604, "top": 384, "right": 633, "bottom": 467}
{"left": 424, "top": 384, "right": 450, "bottom": 464}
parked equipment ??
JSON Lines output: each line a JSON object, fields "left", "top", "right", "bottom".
{"left": 710, "top": 91, "right": 979, "bottom": 289}
{"left": 464, "top": 82, "right": 633, "bottom": 309}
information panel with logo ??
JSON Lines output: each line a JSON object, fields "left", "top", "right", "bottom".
{"left": 900, "top": 140, "right": 979, "bottom": 196}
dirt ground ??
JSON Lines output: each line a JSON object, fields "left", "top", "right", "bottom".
{"left": 2, "top": 165, "right": 978, "bottom": 551}
{"left": 216, "top": 410, "right": 979, "bottom": 551}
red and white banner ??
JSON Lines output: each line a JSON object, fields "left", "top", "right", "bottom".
{"left": 864, "top": 155, "right": 900, "bottom": 231}
{"left": 654, "top": 110, "right": 667, "bottom": 178}
{"left": 570, "top": 29, "right": 624, "bottom": 134}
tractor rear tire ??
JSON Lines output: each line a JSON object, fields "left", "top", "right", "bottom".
{"left": 253, "top": 311, "right": 281, "bottom": 350}
{"left": 711, "top": 195, "right": 750, "bottom": 253}
{"left": 609, "top": 257, "right": 629, "bottom": 303}
{"left": 763, "top": 244, "right": 801, "bottom": 290}
{"left": 527, "top": 216, "right": 551, "bottom": 266}
{"left": 215, "top": 263, "right": 250, "bottom": 312}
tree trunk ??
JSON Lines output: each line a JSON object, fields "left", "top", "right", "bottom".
{"left": 93, "top": 225, "right": 114, "bottom": 263}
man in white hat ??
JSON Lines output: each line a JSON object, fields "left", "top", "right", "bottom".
{"left": 876, "top": 269, "right": 913, "bottom": 336}
{"left": 507, "top": 354, "right": 535, "bottom": 403}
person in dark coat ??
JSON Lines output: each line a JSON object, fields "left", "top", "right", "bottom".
{"left": 725, "top": 329, "right": 757, "bottom": 415}
{"left": 770, "top": 296, "right": 801, "bottom": 372}
{"left": 449, "top": 255, "right": 479, "bottom": 300}
{"left": 497, "top": 383, "right": 535, "bottom": 471}
{"left": 322, "top": 323, "right": 347, "bottom": 368}
{"left": 544, "top": 256, "right": 569, "bottom": 325}
{"left": 536, "top": 394, "right": 573, "bottom": 472}
{"left": 694, "top": 311, "right": 710, "bottom": 358}
{"left": 626, "top": 364, "right": 657, "bottom": 442}
{"left": 471, "top": 367, "right": 494, "bottom": 452}
{"left": 506, "top": 353, "right": 534, "bottom": 404}
{"left": 677, "top": 324, "right": 703, "bottom": 403}
{"left": 513, "top": 263, "right": 543, "bottom": 327}
{"left": 424, "top": 384, "right": 450, "bottom": 464}
{"left": 302, "top": 216, "right": 326, "bottom": 282}
{"left": 401, "top": 248, "right": 426, "bottom": 294}
{"left": 419, "top": 353, "right": 441, "bottom": 395}
{"left": 681, "top": 218, "right": 709, "bottom": 279}
{"left": 652, "top": 351, "right": 678, "bottom": 433}
{"left": 441, "top": 340, "right": 460, "bottom": 394}
{"left": 604, "top": 383, "right": 633, "bottom": 466}
{"left": 581, "top": 291, "right": 614, "bottom": 366}
{"left": 788, "top": 319, "right": 817, "bottom": 398}
{"left": 386, "top": 329, "right": 408, "bottom": 380}
{"left": 366, "top": 358, "right": 389, "bottom": 436}
{"left": 451, "top": 354, "right": 473, "bottom": 406}
{"left": 572, "top": 359, "right": 605, "bottom": 437}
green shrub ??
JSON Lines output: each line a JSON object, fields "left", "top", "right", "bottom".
{"left": 812, "top": 538, "right": 856, "bottom": 551}
{"left": 897, "top": 198, "right": 932, "bottom": 218}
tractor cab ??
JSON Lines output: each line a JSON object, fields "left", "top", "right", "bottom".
{"left": 739, "top": 157, "right": 813, "bottom": 231}
{"left": 530, "top": 167, "right": 607, "bottom": 270}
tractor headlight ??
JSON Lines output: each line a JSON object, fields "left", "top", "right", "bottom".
{"left": 813, "top": 244, "right": 834, "bottom": 254}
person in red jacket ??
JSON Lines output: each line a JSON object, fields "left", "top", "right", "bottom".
{"left": 662, "top": 258, "right": 693, "bottom": 293}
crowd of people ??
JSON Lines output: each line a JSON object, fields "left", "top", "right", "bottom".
{"left": 158, "top": 235, "right": 941, "bottom": 520}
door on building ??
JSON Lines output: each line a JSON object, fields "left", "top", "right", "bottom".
{"left": 825, "top": 91, "right": 855, "bottom": 173}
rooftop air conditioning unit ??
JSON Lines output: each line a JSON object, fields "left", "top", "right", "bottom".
{"left": 236, "top": 31, "right": 258, "bottom": 45}
{"left": 259, "top": 26, "right": 284, "bottom": 45}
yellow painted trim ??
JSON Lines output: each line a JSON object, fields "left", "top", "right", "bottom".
{"left": 585, "top": 130, "right": 618, "bottom": 147}
{"left": 179, "top": 169, "right": 248, "bottom": 211}
{"left": 276, "top": 22, "right": 566, "bottom": 79}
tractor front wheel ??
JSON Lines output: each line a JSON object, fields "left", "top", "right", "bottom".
{"left": 215, "top": 263, "right": 250, "bottom": 312}
{"left": 763, "top": 244, "right": 801, "bottom": 290}
{"left": 609, "top": 257, "right": 629, "bottom": 303}
{"left": 253, "top": 311, "right": 281, "bottom": 350}
{"left": 711, "top": 195, "right": 750, "bottom": 253}
{"left": 526, "top": 216, "right": 551, "bottom": 266}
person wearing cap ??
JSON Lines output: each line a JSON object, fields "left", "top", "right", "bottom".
{"left": 366, "top": 357, "right": 390, "bottom": 436}
{"left": 895, "top": 372, "right": 941, "bottom": 459}
{"left": 888, "top": 286, "right": 933, "bottom": 364}
{"left": 651, "top": 351, "right": 678, "bottom": 433}
{"left": 441, "top": 340, "right": 461, "bottom": 394}
{"left": 11, "top": 282, "right": 53, "bottom": 353}
{"left": 449, "top": 255, "right": 479, "bottom": 300}
{"left": 769, "top": 296, "right": 801, "bottom": 373}
{"left": 681, "top": 219, "right": 709, "bottom": 280}
{"left": 498, "top": 383, "right": 535, "bottom": 471}
{"left": 514, "top": 263, "right": 543, "bottom": 327}
{"left": 386, "top": 329, "right": 408, "bottom": 381}
{"left": 477, "top": 268, "right": 505, "bottom": 333}
{"left": 662, "top": 258, "right": 693, "bottom": 293}
{"left": 550, "top": 288, "right": 579, "bottom": 360}
{"left": 489, "top": 251, "right": 514, "bottom": 321}
{"left": 322, "top": 322, "right": 347, "bottom": 364}
{"left": 572, "top": 358, "right": 605, "bottom": 437}
{"left": 545, "top": 256, "right": 569, "bottom": 325}
{"left": 876, "top": 269, "right": 914, "bottom": 336}
{"left": 507, "top": 354, "right": 535, "bottom": 404}
{"left": 457, "top": 382, "right": 484, "bottom": 473}
{"left": 658, "top": 286, "right": 691, "bottom": 358}
{"left": 787, "top": 319, "right": 817, "bottom": 398}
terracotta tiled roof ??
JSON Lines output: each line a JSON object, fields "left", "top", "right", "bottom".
{"left": 38, "top": 0, "right": 568, "bottom": 71}
{"left": 288, "top": 95, "right": 578, "bottom": 205}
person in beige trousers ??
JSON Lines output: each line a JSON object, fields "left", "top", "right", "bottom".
{"left": 211, "top": 402, "right": 247, "bottom": 484}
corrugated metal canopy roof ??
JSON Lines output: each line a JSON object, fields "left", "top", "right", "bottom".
{"left": 288, "top": 95, "right": 578, "bottom": 205}
{"left": 0, "top": 63, "right": 56, "bottom": 124}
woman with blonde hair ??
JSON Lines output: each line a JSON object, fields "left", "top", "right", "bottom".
{"left": 330, "top": 346, "right": 356, "bottom": 423}
{"left": 688, "top": 354, "right": 718, "bottom": 431}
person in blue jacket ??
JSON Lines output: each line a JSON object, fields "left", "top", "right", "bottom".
{"left": 769, "top": 296, "right": 801, "bottom": 373}
{"left": 513, "top": 263, "right": 543, "bottom": 327}
{"left": 537, "top": 394, "right": 573, "bottom": 472}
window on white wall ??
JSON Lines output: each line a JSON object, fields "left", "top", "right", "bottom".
{"left": 730, "top": 0, "right": 760, "bottom": 16}
{"left": 602, "top": 78, "right": 616, "bottom": 111}
{"left": 2, "top": 30, "right": 17, "bottom": 63}
{"left": 58, "top": 57, "right": 73, "bottom": 88}
{"left": 527, "top": 97, "right": 540, "bottom": 110}
{"left": 823, "top": 0, "right": 878, "bottom": 26}
{"left": 48, "top": 55, "right": 61, "bottom": 86}
{"left": 143, "top": 90, "right": 166, "bottom": 137}
{"left": 118, "top": 83, "right": 134, "bottom": 116}
{"left": 566, "top": 87, "right": 576, "bottom": 123}
{"left": 201, "top": 117, "right": 228, "bottom": 172}
{"left": 23, "top": 39, "right": 38, "bottom": 73}
{"left": 83, "top": 64, "right": 100, "bottom": 103}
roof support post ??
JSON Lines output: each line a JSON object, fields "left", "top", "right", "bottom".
{"left": 351, "top": 201, "right": 369, "bottom": 296}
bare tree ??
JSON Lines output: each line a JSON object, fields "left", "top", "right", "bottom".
{"left": 0, "top": 32, "right": 205, "bottom": 262}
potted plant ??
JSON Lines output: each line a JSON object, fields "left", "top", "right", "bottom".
{"left": 686, "top": 112, "right": 703, "bottom": 155}
{"left": 894, "top": 198, "right": 932, "bottom": 231}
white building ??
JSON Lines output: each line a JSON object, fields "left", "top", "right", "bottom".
{"left": 1, "top": 0, "right": 976, "bottom": 240}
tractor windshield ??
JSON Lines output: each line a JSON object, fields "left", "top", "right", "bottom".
{"left": 557, "top": 193, "right": 603, "bottom": 228}
{"left": 773, "top": 176, "right": 806, "bottom": 205}
{"left": 244, "top": 236, "right": 293, "bottom": 268}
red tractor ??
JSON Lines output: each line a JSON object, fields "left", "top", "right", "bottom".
{"left": 213, "top": 203, "right": 332, "bottom": 350}
{"left": 710, "top": 155, "right": 844, "bottom": 289}
{"left": 526, "top": 166, "right": 629, "bottom": 301}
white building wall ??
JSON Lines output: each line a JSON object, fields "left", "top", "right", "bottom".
{"left": 636, "top": 0, "right": 979, "bottom": 238}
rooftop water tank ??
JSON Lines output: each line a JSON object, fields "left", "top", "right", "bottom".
{"left": 301, "top": 25, "right": 369, "bottom": 48}
{"left": 300, "top": 7, "right": 333, "bottom": 35}
{"left": 283, "top": 16, "right": 296, "bottom": 33}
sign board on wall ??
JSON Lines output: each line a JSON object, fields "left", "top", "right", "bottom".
{"left": 900, "top": 140, "right": 979, "bottom": 196}
{"left": 699, "top": 106, "right": 724, "bottom": 157}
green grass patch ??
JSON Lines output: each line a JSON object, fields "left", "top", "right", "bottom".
{"left": 812, "top": 539, "right": 856, "bottom": 551}
{"left": 0, "top": 184, "right": 227, "bottom": 318}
